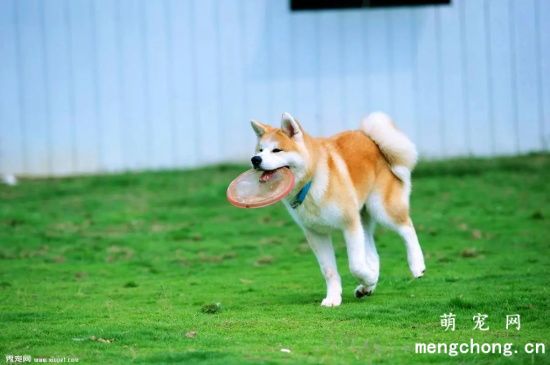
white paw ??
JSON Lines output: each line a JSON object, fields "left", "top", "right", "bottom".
{"left": 321, "top": 295, "right": 342, "bottom": 307}
{"left": 410, "top": 262, "right": 426, "bottom": 278}
{"left": 408, "top": 250, "right": 426, "bottom": 278}
{"left": 354, "top": 284, "right": 376, "bottom": 298}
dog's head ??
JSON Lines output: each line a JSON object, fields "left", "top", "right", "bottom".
{"left": 250, "top": 113, "right": 310, "bottom": 183}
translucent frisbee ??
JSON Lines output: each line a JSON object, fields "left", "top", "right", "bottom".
{"left": 227, "top": 168, "right": 295, "bottom": 208}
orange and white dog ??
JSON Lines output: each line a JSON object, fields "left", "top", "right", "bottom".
{"left": 250, "top": 112, "right": 425, "bottom": 307}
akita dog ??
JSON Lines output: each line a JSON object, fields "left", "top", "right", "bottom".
{"left": 250, "top": 112, "right": 425, "bottom": 307}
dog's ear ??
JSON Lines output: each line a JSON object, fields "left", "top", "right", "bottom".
{"left": 250, "top": 120, "right": 269, "bottom": 137}
{"left": 281, "top": 113, "right": 303, "bottom": 139}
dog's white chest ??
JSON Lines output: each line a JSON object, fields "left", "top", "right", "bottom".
{"left": 283, "top": 198, "right": 344, "bottom": 234}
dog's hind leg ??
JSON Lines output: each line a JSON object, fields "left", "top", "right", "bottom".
{"left": 304, "top": 229, "right": 342, "bottom": 307}
{"left": 396, "top": 220, "right": 425, "bottom": 278}
{"left": 367, "top": 181, "right": 426, "bottom": 279}
{"left": 343, "top": 217, "right": 379, "bottom": 298}
{"left": 354, "top": 211, "right": 380, "bottom": 298}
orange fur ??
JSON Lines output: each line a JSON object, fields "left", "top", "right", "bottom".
{"left": 255, "top": 118, "right": 411, "bottom": 226}
{"left": 251, "top": 114, "right": 425, "bottom": 306}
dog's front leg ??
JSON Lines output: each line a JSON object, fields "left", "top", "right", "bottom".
{"left": 344, "top": 218, "right": 378, "bottom": 297}
{"left": 304, "top": 229, "right": 342, "bottom": 307}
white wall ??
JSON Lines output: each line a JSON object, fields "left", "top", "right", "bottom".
{"left": 0, "top": 0, "right": 549, "bottom": 176}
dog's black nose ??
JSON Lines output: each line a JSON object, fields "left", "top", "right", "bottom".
{"left": 251, "top": 156, "right": 262, "bottom": 168}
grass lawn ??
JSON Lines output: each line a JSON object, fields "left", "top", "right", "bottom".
{"left": 1, "top": 154, "right": 549, "bottom": 364}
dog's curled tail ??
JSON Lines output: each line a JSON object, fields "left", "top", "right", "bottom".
{"left": 361, "top": 112, "right": 418, "bottom": 182}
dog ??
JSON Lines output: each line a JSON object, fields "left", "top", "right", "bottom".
{"left": 250, "top": 112, "right": 425, "bottom": 307}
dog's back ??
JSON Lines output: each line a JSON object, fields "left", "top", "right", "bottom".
{"left": 248, "top": 113, "right": 426, "bottom": 306}
{"left": 315, "top": 112, "right": 417, "bottom": 225}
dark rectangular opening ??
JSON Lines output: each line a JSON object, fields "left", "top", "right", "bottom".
{"left": 291, "top": 0, "right": 451, "bottom": 11}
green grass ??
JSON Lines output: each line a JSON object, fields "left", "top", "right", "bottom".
{"left": 1, "top": 154, "right": 549, "bottom": 364}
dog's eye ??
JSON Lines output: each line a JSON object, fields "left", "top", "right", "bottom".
{"left": 272, "top": 148, "right": 282, "bottom": 153}
{"left": 259, "top": 149, "right": 263, "bottom": 152}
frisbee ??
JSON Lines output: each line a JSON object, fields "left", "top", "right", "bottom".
{"left": 227, "top": 167, "right": 295, "bottom": 208}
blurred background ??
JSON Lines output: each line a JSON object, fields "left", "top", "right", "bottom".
{"left": 0, "top": 0, "right": 548, "bottom": 177}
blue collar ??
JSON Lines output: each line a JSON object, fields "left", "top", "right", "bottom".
{"left": 290, "top": 181, "right": 312, "bottom": 209}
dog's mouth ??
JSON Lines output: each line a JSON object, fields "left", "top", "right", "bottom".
{"left": 258, "top": 167, "right": 288, "bottom": 183}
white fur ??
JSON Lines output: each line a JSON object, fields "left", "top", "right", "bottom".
{"left": 354, "top": 216, "right": 379, "bottom": 296}
{"left": 366, "top": 191, "right": 396, "bottom": 229}
{"left": 253, "top": 138, "right": 306, "bottom": 174}
{"left": 397, "top": 224, "right": 426, "bottom": 278}
{"left": 361, "top": 112, "right": 418, "bottom": 171}
{"left": 391, "top": 165, "right": 412, "bottom": 198}
{"left": 304, "top": 229, "right": 342, "bottom": 307}
{"left": 284, "top": 150, "right": 346, "bottom": 233}
{"left": 343, "top": 221, "right": 378, "bottom": 289}
{"left": 281, "top": 113, "right": 303, "bottom": 140}
{"left": 367, "top": 191, "right": 424, "bottom": 277}
{"left": 250, "top": 112, "right": 425, "bottom": 307}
